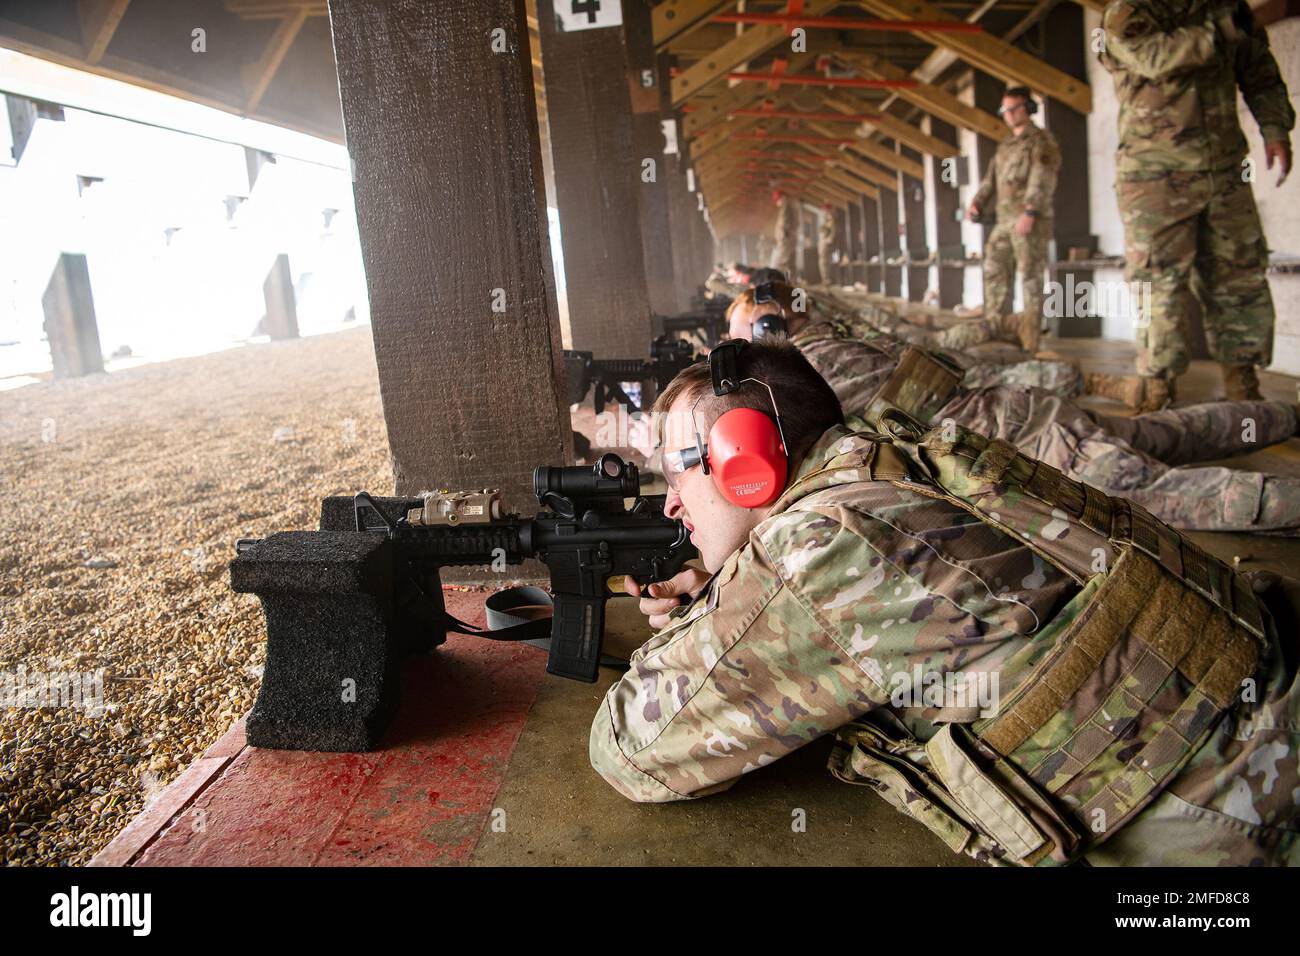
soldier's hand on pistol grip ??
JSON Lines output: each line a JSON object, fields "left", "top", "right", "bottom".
{"left": 624, "top": 567, "right": 711, "bottom": 630}
{"left": 966, "top": 202, "right": 982, "bottom": 223}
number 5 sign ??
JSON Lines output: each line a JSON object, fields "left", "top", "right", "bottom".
{"left": 555, "top": 0, "right": 623, "bottom": 31}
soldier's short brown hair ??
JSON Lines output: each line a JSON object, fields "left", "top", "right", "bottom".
{"left": 653, "top": 337, "right": 845, "bottom": 464}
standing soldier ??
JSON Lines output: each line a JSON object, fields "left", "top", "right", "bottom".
{"left": 817, "top": 204, "right": 837, "bottom": 285}
{"left": 1094, "top": 0, "right": 1294, "bottom": 411}
{"left": 772, "top": 191, "right": 799, "bottom": 279}
{"left": 968, "top": 87, "right": 1061, "bottom": 354}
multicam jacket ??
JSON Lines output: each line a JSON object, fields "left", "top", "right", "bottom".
{"left": 970, "top": 124, "right": 1061, "bottom": 222}
{"left": 588, "top": 426, "right": 1081, "bottom": 802}
{"left": 1100, "top": 0, "right": 1295, "bottom": 177}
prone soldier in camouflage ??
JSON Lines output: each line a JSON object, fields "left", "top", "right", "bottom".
{"left": 968, "top": 87, "right": 1061, "bottom": 354}
{"left": 1098, "top": 0, "right": 1295, "bottom": 410}
{"left": 772, "top": 192, "right": 800, "bottom": 279}
{"left": 730, "top": 282, "right": 1300, "bottom": 534}
{"left": 817, "top": 284, "right": 1036, "bottom": 356}
{"left": 591, "top": 338, "right": 1300, "bottom": 864}
{"left": 817, "top": 204, "right": 837, "bottom": 285}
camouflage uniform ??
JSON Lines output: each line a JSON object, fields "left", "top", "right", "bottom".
{"left": 818, "top": 213, "right": 837, "bottom": 285}
{"left": 773, "top": 196, "right": 800, "bottom": 279}
{"left": 1100, "top": 0, "right": 1295, "bottom": 378}
{"left": 794, "top": 320, "right": 1300, "bottom": 533}
{"left": 590, "top": 425, "right": 1300, "bottom": 864}
{"left": 817, "top": 290, "right": 1016, "bottom": 355}
{"left": 970, "top": 123, "right": 1060, "bottom": 327}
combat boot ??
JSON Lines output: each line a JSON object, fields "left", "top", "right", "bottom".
{"left": 1015, "top": 311, "right": 1041, "bottom": 353}
{"left": 1222, "top": 364, "right": 1264, "bottom": 401}
{"left": 1084, "top": 372, "right": 1175, "bottom": 412}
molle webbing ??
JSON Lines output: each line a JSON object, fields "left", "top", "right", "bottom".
{"left": 977, "top": 547, "right": 1260, "bottom": 834}
{"left": 964, "top": 436, "right": 1265, "bottom": 641}
{"left": 867, "top": 346, "right": 963, "bottom": 424}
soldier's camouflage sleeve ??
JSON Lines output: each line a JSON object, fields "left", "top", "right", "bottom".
{"left": 1101, "top": 0, "right": 1218, "bottom": 79}
{"left": 1023, "top": 131, "right": 1061, "bottom": 214}
{"left": 1234, "top": 6, "right": 1296, "bottom": 143}
{"left": 588, "top": 513, "right": 891, "bottom": 802}
{"left": 971, "top": 150, "right": 997, "bottom": 211}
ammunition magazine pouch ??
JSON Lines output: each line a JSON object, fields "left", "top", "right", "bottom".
{"left": 832, "top": 411, "right": 1269, "bottom": 865}
{"left": 864, "top": 346, "right": 963, "bottom": 425}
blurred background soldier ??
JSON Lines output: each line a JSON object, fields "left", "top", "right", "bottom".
{"left": 818, "top": 203, "right": 837, "bottom": 285}
{"left": 967, "top": 86, "right": 1061, "bottom": 353}
{"left": 1095, "top": 0, "right": 1294, "bottom": 411}
{"left": 772, "top": 190, "right": 800, "bottom": 279}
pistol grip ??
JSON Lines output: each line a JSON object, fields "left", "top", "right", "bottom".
{"left": 547, "top": 594, "right": 605, "bottom": 683}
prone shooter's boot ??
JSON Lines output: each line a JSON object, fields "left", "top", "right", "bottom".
{"left": 1015, "top": 311, "right": 1042, "bottom": 353}
{"left": 1222, "top": 364, "right": 1264, "bottom": 402}
{"left": 1084, "top": 372, "right": 1175, "bottom": 413}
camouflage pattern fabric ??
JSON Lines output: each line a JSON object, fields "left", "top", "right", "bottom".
{"left": 1119, "top": 171, "right": 1275, "bottom": 377}
{"left": 971, "top": 124, "right": 1060, "bottom": 322}
{"left": 1100, "top": 0, "right": 1295, "bottom": 177}
{"left": 982, "top": 223, "right": 1050, "bottom": 330}
{"left": 589, "top": 427, "right": 1081, "bottom": 803}
{"left": 793, "top": 322, "right": 1300, "bottom": 532}
{"left": 939, "top": 386, "right": 1300, "bottom": 533}
{"left": 588, "top": 425, "right": 1300, "bottom": 864}
{"left": 1100, "top": 0, "right": 1293, "bottom": 377}
{"left": 774, "top": 196, "right": 800, "bottom": 280}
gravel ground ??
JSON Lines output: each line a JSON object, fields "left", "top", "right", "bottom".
{"left": 0, "top": 328, "right": 394, "bottom": 865}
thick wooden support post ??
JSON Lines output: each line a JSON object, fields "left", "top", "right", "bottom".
{"left": 262, "top": 253, "right": 299, "bottom": 341}
{"left": 879, "top": 182, "right": 901, "bottom": 296}
{"left": 1042, "top": 2, "right": 1101, "bottom": 339}
{"left": 846, "top": 200, "right": 863, "bottom": 284}
{"left": 42, "top": 252, "right": 103, "bottom": 378}
{"left": 667, "top": 156, "right": 700, "bottom": 310}
{"left": 929, "top": 117, "right": 963, "bottom": 308}
{"left": 833, "top": 206, "right": 848, "bottom": 285}
{"left": 539, "top": 0, "right": 653, "bottom": 357}
{"left": 863, "top": 196, "right": 882, "bottom": 291}
{"left": 626, "top": 4, "right": 679, "bottom": 317}
{"left": 900, "top": 144, "right": 927, "bottom": 302}
{"left": 328, "top": 0, "right": 569, "bottom": 505}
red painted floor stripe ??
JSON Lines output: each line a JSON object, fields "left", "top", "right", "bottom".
{"left": 124, "top": 590, "right": 548, "bottom": 866}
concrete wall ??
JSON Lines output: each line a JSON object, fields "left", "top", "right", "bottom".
{"left": 1086, "top": 9, "right": 1300, "bottom": 373}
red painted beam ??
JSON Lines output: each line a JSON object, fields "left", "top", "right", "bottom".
{"left": 713, "top": 13, "right": 984, "bottom": 33}
{"left": 728, "top": 71, "right": 917, "bottom": 89}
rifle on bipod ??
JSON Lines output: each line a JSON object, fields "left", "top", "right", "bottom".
{"left": 231, "top": 454, "right": 696, "bottom": 751}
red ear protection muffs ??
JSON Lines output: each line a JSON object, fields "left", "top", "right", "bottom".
{"left": 705, "top": 406, "right": 788, "bottom": 508}
{"left": 691, "top": 340, "right": 789, "bottom": 508}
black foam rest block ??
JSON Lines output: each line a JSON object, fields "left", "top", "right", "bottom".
{"left": 230, "top": 531, "right": 391, "bottom": 595}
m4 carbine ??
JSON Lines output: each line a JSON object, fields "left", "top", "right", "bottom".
{"left": 230, "top": 453, "right": 696, "bottom": 752}
{"left": 564, "top": 334, "right": 700, "bottom": 413}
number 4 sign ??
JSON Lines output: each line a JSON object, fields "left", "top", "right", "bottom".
{"left": 556, "top": 0, "right": 623, "bottom": 32}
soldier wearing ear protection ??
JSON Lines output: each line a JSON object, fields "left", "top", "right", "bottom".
{"left": 590, "top": 338, "right": 1300, "bottom": 867}
{"left": 968, "top": 85, "right": 1060, "bottom": 353}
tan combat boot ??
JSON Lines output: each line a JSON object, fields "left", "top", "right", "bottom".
{"left": 1084, "top": 372, "right": 1175, "bottom": 412}
{"left": 1222, "top": 364, "right": 1264, "bottom": 401}
{"left": 1016, "top": 311, "right": 1041, "bottom": 353}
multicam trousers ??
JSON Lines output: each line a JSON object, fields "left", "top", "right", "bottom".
{"left": 936, "top": 387, "right": 1300, "bottom": 534}
{"left": 1119, "top": 170, "right": 1275, "bottom": 378}
{"left": 982, "top": 217, "right": 1050, "bottom": 325}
